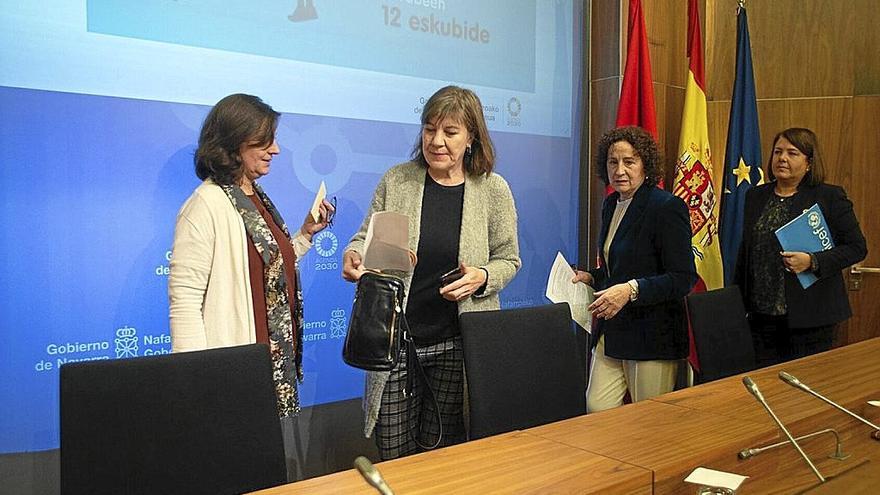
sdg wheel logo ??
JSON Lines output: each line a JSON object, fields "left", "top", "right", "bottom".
{"left": 314, "top": 230, "right": 338, "bottom": 258}
{"left": 507, "top": 97, "right": 522, "bottom": 117}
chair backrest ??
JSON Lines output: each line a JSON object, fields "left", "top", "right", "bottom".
{"left": 60, "top": 344, "right": 287, "bottom": 495}
{"left": 460, "top": 303, "right": 586, "bottom": 439}
{"left": 687, "top": 286, "right": 756, "bottom": 383}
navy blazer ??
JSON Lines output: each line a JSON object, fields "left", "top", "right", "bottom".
{"left": 734, "top": 182, "right": 867, "bottom": 328}
{"left": 590, "top": 185, "right": 698, "bottom": 360}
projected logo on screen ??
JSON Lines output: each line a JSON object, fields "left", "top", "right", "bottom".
{"left": 313, "top": 230, "right": 339, "bottom": 271}
{"left": 115, "top": 326, "right": 139, "bottom": 358}
{"left": 303, "top": 308, "right": 347, "bottom": 341}
{"left": 314, "top": 230, "right": 338, "bottom": 257}
{"left": 329, "top": 308, "right": 346, "bottom": 338}
{"left": 505, "top": 97, "right": 522, "bottom": 127}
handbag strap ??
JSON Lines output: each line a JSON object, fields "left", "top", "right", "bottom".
{"left": 400, "top": 314, "right": 443, "bottom": 451}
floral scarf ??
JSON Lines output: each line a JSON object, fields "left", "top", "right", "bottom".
{"left": 221, "top": 183, "right": 304, "bottom": 418}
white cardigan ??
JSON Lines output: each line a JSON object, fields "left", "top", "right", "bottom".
{"left": 169, "top": 181, "right": 311, "bottom": 352}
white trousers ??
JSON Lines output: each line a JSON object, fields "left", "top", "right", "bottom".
{"left": 586, "top": 335, "right": 678, "bottom": 412}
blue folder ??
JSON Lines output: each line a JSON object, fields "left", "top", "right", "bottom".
{"left": 775, "top": 203, "right": 834, "bottom": 289}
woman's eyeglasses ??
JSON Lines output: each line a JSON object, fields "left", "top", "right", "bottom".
{"left": 325, "top": 196, "right": 337, "bottom": 228}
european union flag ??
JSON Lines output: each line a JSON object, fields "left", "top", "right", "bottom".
{"left": 720, "top": 6, "right": 763, "bottom": 285}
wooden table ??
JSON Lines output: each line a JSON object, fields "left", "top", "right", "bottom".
{"left": 525, "top": 399, "right": 778, "bottom": 494}
{"left": 655, "top": 337, "right": 880, "bottom": 426}
{"left": 254, "top": 338, "right": 880, "bottom": 494}
{"left": 251, "top": 431, "right": 652, "bottom": 494}
{"left": 802, "top": 459, "right": 880, "bottom": 494}
{"left": 650, "top": 338, "right": 880, "bottom": 493}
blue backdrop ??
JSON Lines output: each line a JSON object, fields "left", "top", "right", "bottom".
{"left": 0, "top": 85, "right": 581, "bottom": 453}
{"left": 0, "top": 0, "right": 584, "bottom": 456}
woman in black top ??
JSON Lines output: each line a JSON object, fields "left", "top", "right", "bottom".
{"left": 342, "top": 86, "right": 521, "bottom": 460}
{"left": 735, "top": 128, "right": 866, "bottom": 367}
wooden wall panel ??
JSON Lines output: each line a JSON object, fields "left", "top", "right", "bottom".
{"left": 591, "top": 0, "right": 622, "bottom": 80}
{"left": 703, "top": 1, "right": 736, "bottom": 101}
{"left": 707, "top": 0, "right": 857, "bottom": 100}
{"left": 641, "top": 0, "right": 688, "bottom": 88}
{"left": 590, "top": 79, "right": 622, "bottom": 144}
{"left": 660, "top": 84, "right": 685, "bottom": 189}
{"left": 853, "top": 0, "right": 880, "bottom": 96}
{"left": 706, "top": 100, "right": 732, "bottom": 194}
{"left": 850, "top": 97, "right": 880, "bottom": 266}
{"left": 717, "top": 0, "right": 855, "bottom": 99}
{"left": 845, "top": 96, "right": 880, "bottom": 343}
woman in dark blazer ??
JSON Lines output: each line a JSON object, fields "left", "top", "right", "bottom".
{"left": 734, "top": 128, "right": 866, "bottom": 367}
{"left": 574, "top": 127, "right": 697, "bottom": 412}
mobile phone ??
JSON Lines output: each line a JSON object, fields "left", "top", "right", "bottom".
{"left": 439, "top": 267, "right": 464, "bottom": 287}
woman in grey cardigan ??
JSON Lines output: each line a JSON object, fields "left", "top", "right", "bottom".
{"left": 342, "top": 86, "right": 521, "bottom": 460}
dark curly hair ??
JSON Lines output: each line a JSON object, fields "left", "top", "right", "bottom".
{"left": 195, "top": 94, "right": 280, "bottom": 185}
{"left": 595, "top": 126, "right": 663, "bottom": 188}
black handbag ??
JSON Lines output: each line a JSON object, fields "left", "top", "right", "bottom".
{"left": 342, "top": 270, "right": 444, "bottom": 449}
{"left": 343, "top": 271, "right": 407, "bottom": 371}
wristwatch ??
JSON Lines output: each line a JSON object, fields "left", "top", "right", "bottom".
{"left": 809, "top": 253, "right": 819, "bottom": 272}
{"left": 627, "top": 279, "right": 639, "bottom": 302}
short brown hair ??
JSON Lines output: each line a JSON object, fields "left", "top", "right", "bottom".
{"left": 411, "top": 86, "right": 495, "bottom": 176}
{"left": 595, "top": 126, "right": 663, "bottom": 188}
{"left": 195, "top": 94, "right": 280, "bottom": 185}
{"left": 766, "top": 127, "right": 825, "bottom": 186}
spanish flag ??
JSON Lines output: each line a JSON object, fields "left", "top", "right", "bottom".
{"left": 673, "top": 0, "right": 724, "bottom": 294}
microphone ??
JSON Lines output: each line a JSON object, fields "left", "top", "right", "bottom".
{"left": 779, "top": 371, "right": 880, "bottom": 438}
{"left": 742, "top": 376, "right": 825, "bottom": 482}
{"left": 353, "top": 456, "right": 395, "bottom": 495}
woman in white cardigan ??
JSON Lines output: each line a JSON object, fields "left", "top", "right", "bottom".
{"left": 342, "top": 86, "right": 521, "bottom": 460}
{"left": 169, "top": 94, "right": 332, "bottom": 477}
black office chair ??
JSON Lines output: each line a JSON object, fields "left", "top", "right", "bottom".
{"left": 687, "top": 286, "right": 756, "bottom": 383}
{"left": 460, "top": 303, "right": 587, "bottom": 439}
{"left": 60, "top": 344, "right": 287, "bottom": 495}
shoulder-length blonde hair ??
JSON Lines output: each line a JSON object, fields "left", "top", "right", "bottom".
{"left": 411, "top": 85, "right": 495, "bottom": 176}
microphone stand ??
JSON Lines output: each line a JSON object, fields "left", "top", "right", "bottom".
{"left": 738, "top": 427, "right": 848, "bottom": 461}
{"left": 779, "top": 371, "right": 880, "bottom": 438}
{"left": 742, "top": 376, "right": 825, "bottom": 482}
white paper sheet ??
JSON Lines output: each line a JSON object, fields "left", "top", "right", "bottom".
{"left": 545, "top": 252, "right": 594, "bottom": 332}
{"left": 362, "top": 211, "right": 412, "bottom": 272}
{"left": 309, "top": 180, "right": 327, "bottom": 223}
{"left": 684, "top": 467, "right": 748, "bottom": 491}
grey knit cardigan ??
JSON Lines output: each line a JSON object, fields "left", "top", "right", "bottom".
{"left": 345, "top": 161, "right": 521, "bottom": 437}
